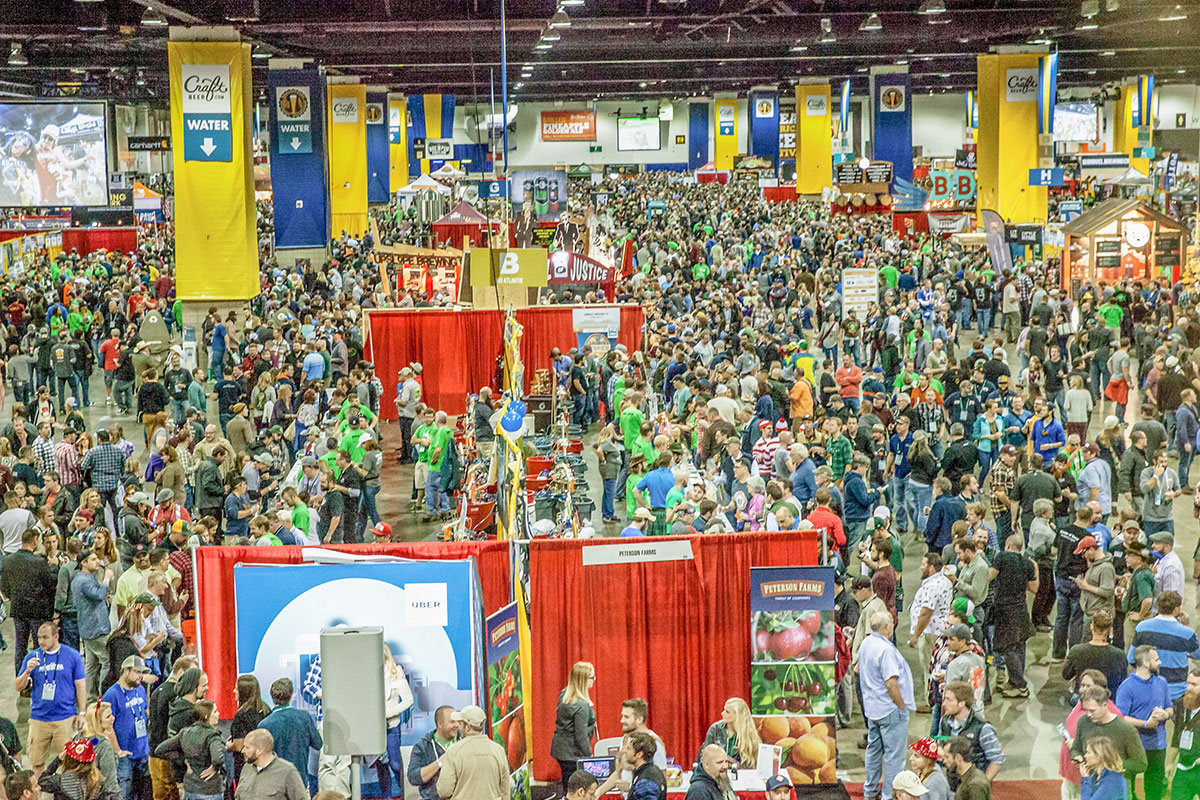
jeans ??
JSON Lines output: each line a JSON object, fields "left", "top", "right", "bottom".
{"left": 585, "top": 388, "right": 600, "bottom": 426}
{"left": 996, "top": 511, "right": 1013, "bottom": 546}
{"left": 425, "top": 469, "right": 450, "bottom": 515}
{"left": 1090, "top": 360, "right": 1110, "bottom": 402}
{"left": 572, "top": 394, "right": 586, "bottom": 425}
{"left": 75, "top": 370, "right": 91, "bottom": 406}
{"left": 845, "top": 397, "right": 861, "bottom": 412}
{"left": 55, "top": 374, "right": 79, "bottom": 411}
{"left": 1181, "top": 447, "right": 1195, "bottom": 487}
{"left": 374, "top": 724, "right": 405, "bottom": 800}
{"left": 978, "top": 449, "right": 995, "bottom": 485}
{"left": 169, "top": 399, "right": 188, "bottom": 427}
{"left": 82, "top": 635, "right": 108, "bottom": 701}
{"left": 1144, "top": 519, "right": 1175, "bottom": 536}
{"left": 118, "top": 755, "right": 151, "bottom": 800}
{"left": 58, "top": 614, "right": 79, "bottom": 651}
{"left": 1001, "top": 641, "right": 1028, "bottom": 689}
{"left": 957, "top": 308, "right": 971, "bottom": 333}
{"left": 601, "top": 477, "right": 617, "bottom": 520}
{"left": 976, "top": 307, "right": 992, "bottom": 334}
{"left": 359, "top": 484, "right": 382, "bottom": 528}
{"left": 865, "top": 708, "right": 910, "bottom": 800}
{"left": 845, "top": 520, "right": 868, "bottom": 553}
{"left": 889, "top": 476, "right": 914, "bottom": 533}
{"left": 823, "top": 346, "right": 838, "bottom": 365}
{"left": 114, "top": 379, "right": 134, "bottom": 412}
{"left": 911, "top": 482, "right": 932, "bottom": 535}
{"left": 1165, "top": 409, "right": 1178, "bottom": 450}
{"left": 12, "top": 616, "right": 46, "bottom": 674}
{"left": 99, "top": 488, "right": 120, "bottom": 531}
{"left": 1052, "top": 575, "right": 1084, "bottom": 659}
{"left": 846, "top": 339, "right": 862, "bottom": 364}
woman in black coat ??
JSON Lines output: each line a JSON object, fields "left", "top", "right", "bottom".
{"left": 549, "top": 661, "right": 597, "bottom": 793}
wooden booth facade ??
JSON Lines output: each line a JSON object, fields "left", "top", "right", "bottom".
{"left": 1061, "top": 199, "right": 1189, "bottom": 294}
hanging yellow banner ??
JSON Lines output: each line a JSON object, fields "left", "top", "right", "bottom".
{"left": 714, "top": 98, "right": 738, "bottom": 171}
{"left": 328, "top": 83, "right": 369, "bottom": 237}
{"left": 796, "top": 84, "right": 833, "bottom": 196}
{"left": 169, "top": 39, "right": 258, "bottom": 300}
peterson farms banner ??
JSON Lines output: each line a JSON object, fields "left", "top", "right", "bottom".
{"left": 540, "top": 110, "right": 596, "bottom": 142}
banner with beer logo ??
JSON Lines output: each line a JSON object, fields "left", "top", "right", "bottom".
{"left": 328, "top": 83, "right": 368, "bottom": 236}
{"left": 268, "top": 67, "right": 329, "bottom": 251}
{"left": 510, "top": 169, "right": 567, "bottom": 223}
{"left": 366, "top": 91, "right": 390, "bottom": 203}
{"left": 751, "top": 566, "right": 838, "bottom": 787}
{"left": 539, "top": 110, "right": 596, "bottom": 142}
{"left": 485, "top": 602, "right": 529, "bottom": 800}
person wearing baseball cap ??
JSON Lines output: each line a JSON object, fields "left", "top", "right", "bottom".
{"left": 370, "top": 521, "right": 393, "bottom": 542}
{"left": 765, "top": 772, "right": 794, "bottom": 799}
{"left": 1073, "top": 535, "right": 1115, "bottom": 635}
{"left": 437, "top": 705, "right": 509, "bottom": 800}
{"left": 891, "top": 770, "right": 929, "bottom": 800}
{"left": 906, "top": 738, "right": 950, "bottom": 799}
{"left": 621, "top": 507, "right": 654, "bottom": 538}
{"left": 102, "top": 655, "right": 153, "bottom": 784}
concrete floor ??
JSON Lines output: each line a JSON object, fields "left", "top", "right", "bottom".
{"left": 3, "top": 350, "right": 1195, "bottom": 787}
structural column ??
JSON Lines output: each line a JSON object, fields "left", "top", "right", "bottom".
{"left": 795, "top": 82, "right": 832, "bottom": 196}
{"left": 713, "top": 94, "right": 738, "bottom": 171}
{"left": 976, "top": 52, "right": 1046, "bottom": 223}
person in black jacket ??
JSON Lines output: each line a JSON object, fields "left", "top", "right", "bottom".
{"left": 626, "top": 732, "right": 667, "bottom": 800}
{"left": 685, "top": 745, "right": 732, "bottom": 800}
{"left": 0, "top": 528, "right": 57, "bottom": 674}
{"left": 549, "top": 662, "right": 597, "bottom": 794}
{"left": 941, "top": 422, "right": 978, "bottom": 489}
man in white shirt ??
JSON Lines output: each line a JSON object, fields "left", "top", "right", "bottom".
{"left": 1151, "top": 532, "right": 1186, "bottom": 598}
{"left": 0, "top": 491, "right": 35, "bottom": 554}
{"left": 595, "top": 698, "right": 669, "bottom": 795}
{"left": 706, "top": 385, "right": 740, "bottom": 426}
{"left": 906, "top": 552, "right": 954, "bottom": 710}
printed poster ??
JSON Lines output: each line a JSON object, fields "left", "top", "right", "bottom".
{"left": 751, "top": 566, "right": 838, "bottom": 787}
{"left": 486, "top": 603, "right": 530, "bottom": 800}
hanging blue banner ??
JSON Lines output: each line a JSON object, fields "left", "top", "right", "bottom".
{"left": 748, "top": 89, "right": 780, "bottom": 169}
{"left": 366, "top": 91, "right": 390, "bottom": 203}
{"left": 1037, "top": 53, "right": 1058, "bottom": 136}
{"left": 874, "top": 73, "right": 913, "bottom": 184}
{"left": 268, "top": 67, "right": 330, "bottom": 250}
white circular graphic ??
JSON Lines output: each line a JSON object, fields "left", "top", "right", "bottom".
{"left": 1124, "top": 221, "right": 1150, "bottom": 248}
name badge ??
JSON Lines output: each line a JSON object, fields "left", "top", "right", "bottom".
{"left": 134, "top": 717, "right": 148, "bottom": 739}
{"left": 1182, "top": 730, "right": 1194, "bottom": 751}
{"left": 41, "top": 679, "right": 56, "bottom": 702}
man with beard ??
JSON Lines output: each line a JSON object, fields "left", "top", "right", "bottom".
{"left": 596, "top": 698, "right": 668, "bottom": 795}
{"left": 623, "top": 732, "right": 667, "bottom": 800}
{"left": 1115, "top": 646, "right": 1172, "bottom": 800}
{"left": 685, "top": 744, "right": 734, "bottom": 800}
{"left": 1170, "top": 667, "right": 1200, "bottom": 800}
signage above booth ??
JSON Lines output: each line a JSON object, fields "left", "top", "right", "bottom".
{"left": 835, "top": 161, "right": 893, "bottom": 185}
{"left": 128, "top": 136, "right": 171, "bottom": 152}
{"left": 540, "top": 110, "right": 596, "bottom": 142}
{"left": 1079, "top": 153, "right": 1130, "bottom": 169}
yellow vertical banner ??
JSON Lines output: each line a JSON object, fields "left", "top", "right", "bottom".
{"left": 713, "top": 97, "right": 738, "bottom": 171}
{"left": 388, "top": 92, "right": 408, "bottom": 194}
{"left": 328, "top": 83, "right": 368, "bottom": 237}
{"left": 1113, "top": 85, "right": 1151, "bottom": 176}
{"left": 975, "top": 53, "right": 1045, "bottom": 223}
{"left": 168, "top": 39, "right": 257, "bottom": 300}
{"left": 795, "top": 84, "right": 832, "bottom": 196}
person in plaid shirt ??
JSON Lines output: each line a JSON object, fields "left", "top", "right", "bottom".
{"left": 32, "top": 421, "right": 55, "bottom": 475}
{"left": 825, "top": 416, "right": 854, "bottom": 483}
{"left": 80, "top": 429, "right": 125, "bottom": 528}
{"left": 53, "top": 429, "right": 82, "bottom": 499}
{"left": 989, "top": 445, "right": 1019, "bottom": 543}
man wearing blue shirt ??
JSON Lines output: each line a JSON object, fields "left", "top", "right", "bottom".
{"left": 633, "top": 456, "right": 676, "bottom": 536}
{"left": 259, "top": 678, "right": 323, "bottom": 793}
{"left": 1032, "top": 404, "right": 1066, "bottom": 464}
{"left": 16, "top": 622, "right": 86, "bottom": 780}
{"left": 887, "top": 418, "right": 914, "bottom": 536}
{"left": 858, "top": 611, "right": 915, "bottom": 800}
{"left": 103, "top": 655, "right": 154, "bottom": 800}
{"left": 1129, "top": 591, "right": 1200, "bottom": 701}
{"left": 1116, "top": 646, "right": 1173, "bottom": 800}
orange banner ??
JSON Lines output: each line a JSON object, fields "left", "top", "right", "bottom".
{"left": 540, "top": 110, "right": 596, "bottom": 141}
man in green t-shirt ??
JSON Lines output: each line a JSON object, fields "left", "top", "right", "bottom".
{"left": 411, "top": 407, "right": 436, "bottom": 511}
{"left": 424, "top": 410, "right": 454, "bottom": 519}
{"left": 692, "top": 261, "right": 710, "bottom": 281}
{"left": 1097, "top": 300, "right": 1124, "bottom": 330}
{"left": 619, "top": 393, "right": 644, "bottom": 450}
{"left": 880, "top": 263, "right": 899, "bottom": 288}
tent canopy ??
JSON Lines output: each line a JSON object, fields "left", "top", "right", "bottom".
{"left": 396, "top": 174, "right": 451, "bottom": 196}
{"left": 1103, "top": 167, "right": 1152, "bottom": 186}
{"left": 434, "top": 201, "right": 492, "bottom": 226}
{"left": 431, "top": 163, "right": 465, "bottom": 179}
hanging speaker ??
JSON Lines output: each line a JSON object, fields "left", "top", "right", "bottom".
{"left": 320, "top": 627, "right": 387, "bottom": 755}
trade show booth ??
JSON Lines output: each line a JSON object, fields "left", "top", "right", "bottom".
{"left": 1060, "top": 198, "right": 1190, "bottom": 292}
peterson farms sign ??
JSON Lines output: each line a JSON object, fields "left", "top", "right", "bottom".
{"left": 540, "top": 110, "right": 596, "bottom": 141}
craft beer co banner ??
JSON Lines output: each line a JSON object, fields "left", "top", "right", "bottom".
{"left": 268, "top": 67, "right": 330, "bottom": 250}
{"left": 168, "top": 39, "right": 257, "bottom": 300}
{"left": 486, "top": 603, "right": 529, "bottom": 800}
{"left": 751, "top": 566, "right": 838, "bottom": 787}
{"left": 328, "top": 83, "right": 369, "bottom": 236}
{"left": 873, "top": 72, "right": 913, "bottom": 184}
{"left": 233, "top": 560, "right": 484, "bottom": 743}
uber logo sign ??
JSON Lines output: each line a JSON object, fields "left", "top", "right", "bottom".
{"left": 404, "top": 583, "right": 448, "bottom": 627}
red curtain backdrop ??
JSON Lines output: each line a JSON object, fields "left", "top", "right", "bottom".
{"left": 528, "top": 531, "right": 819, "bottom": 781}
{"left": 762, "top": 186, "right": 798, "bottom": 203}
{"left": 432, "top": 221, "right": 499, "bottom": 249}
{"left": 62, "top": 227, "right": 139, "bottom": 255}
{"left": 195, "top": 541, "right": 512, "bottom": 718}
{"left": 368, "top": 305, "right": 645, "bottom": 418}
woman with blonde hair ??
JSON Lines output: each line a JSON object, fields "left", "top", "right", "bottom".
{"left": 81, "top": 701, "right": 120, "bottom": 795}
{"left": 549, "top": 661, "right": 597, "bottom": 792}
{"left": 91, "top": 528, "right": 119, "bottom": 572}
{"left": 701, "top": 697, "right": 761, "bottom": 769}
{"left": 1080, "top": 736, "right": 1127, "bottom": 800}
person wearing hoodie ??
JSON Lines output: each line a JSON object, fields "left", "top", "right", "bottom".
{"left": 148, "top": 656, "right": 197, "bottom": 800}
{"left": 164, "top": 668, "right": 208, "bottom": 786}
{"left": 684, "top": 744, "right": 733, "bottom": 800}
{"left": 1073, "top": 536, "right": 1115, "bottom": 634}
{"left": 843, "top": 455, "right": 881, "bottom": 554}
{"left": 155, "top": 700, "right": 226, "bottom": 800}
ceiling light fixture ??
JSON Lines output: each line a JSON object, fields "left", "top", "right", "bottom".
{"left": 1158, "top": 5, "right": 1187, "bottom": 20}
{"left": 1081, "top": 0, "right": 1099, "bottom": 16}
{"left": 549, "top": 8, "right": 571, "bottom": 27}
{"left": 535, "top": 40, "right": 553, "bottom": 49}
{"left": 542, "top": 27, "right": 561, "bottom": 41}
{"left": 252, "top": 50, "right": 270, "bottom": 58}
{"left": 7, "top": 42, "right": 26, "bottom": 66}
{"left": 1100, "top": 49, "right": 1115, "bottom": 55}
{"left": 918, "top": 0, "right": 946, "bottom": 15}
{"left": 790, "top": 39, "right": 808, "bottom": 51}
{"left": 140, "top": 5, "right": 168, "bottom": 26}
{"left": 1075, "top": 21, "right": 1098, "bottom": 29}
{"left": 560, "top": 0, "right": 585, "bottom": 6}
{"left": 818, "top": 17, "right": 836, "bottom": 43}
{"left": 860, "top": 13, "right": 882, "bottom": 31}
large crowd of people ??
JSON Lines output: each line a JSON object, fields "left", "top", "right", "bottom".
{"left": 0, "top": 166, "right": 1195, "bottom": 800}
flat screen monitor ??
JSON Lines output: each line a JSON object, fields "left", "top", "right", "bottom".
{"left": 1053, "top": 103, "right": 1098, "bottom": 143}
{"left": 617, "top": 117, "right": 661, "bottom": 151}
{"left": 0, "top": 102, "right": 109, "bottom": 207}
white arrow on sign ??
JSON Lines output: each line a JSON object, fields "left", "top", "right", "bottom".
{"left": 200, "top": 138, "right": 216, "bottom": 156}
{"left": 290, "top": 137, "right": 301, "bottom": 150}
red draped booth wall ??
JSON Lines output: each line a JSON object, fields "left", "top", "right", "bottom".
{"left": 62, "top": 227, "right": 139, "bottom": 254}
{"left": 528, "top": 531, "right": 819, "bottom": 781}
{"left": 194, "top": 541, "right": 512, "bottom": 718}
{"left": 367, "top": 305, "right": 645, "bottom": 418}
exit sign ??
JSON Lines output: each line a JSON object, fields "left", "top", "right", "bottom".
{"left": 588, "top": 145, "right": 602, "bottom": 153}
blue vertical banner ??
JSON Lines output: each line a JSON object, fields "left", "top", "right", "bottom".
{"left": 1037, "top": 53, "right": 1058, "bottom": 135}
{"left": 747, "top": 89, "right": 779, "bottom": 167}
{"left": 839, "top": 80, "right": 851, "bottom": 137}
{"left": 965, "top": 91, "right": 977, "bottom": 131}
{"left": 873, "top": 72, "right": 913, "bottom": 184}
{"left": 1133, "top": 75, "right": 1154, "bottom": 127}
{"left": 688, "top": 100, "right": 709, "bottom": 170}
{"left": 268, "top": 67, "right": 330, "bottom": 250}
{"left": 365, "top": 91, "right": 389, "bottom": 203}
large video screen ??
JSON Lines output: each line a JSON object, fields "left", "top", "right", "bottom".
{"left": 617, "top": 117, "right": 661, "bottom": 152}
{"left": 0, "top": 102, "right": 109, "bottom": 207}
{"left": 1054, "top": 103, "right": 1099, "bottom": 143}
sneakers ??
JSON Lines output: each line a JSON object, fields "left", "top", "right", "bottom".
{"left": 1001, "top": 686, "right": 1029, "bottom": 698}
